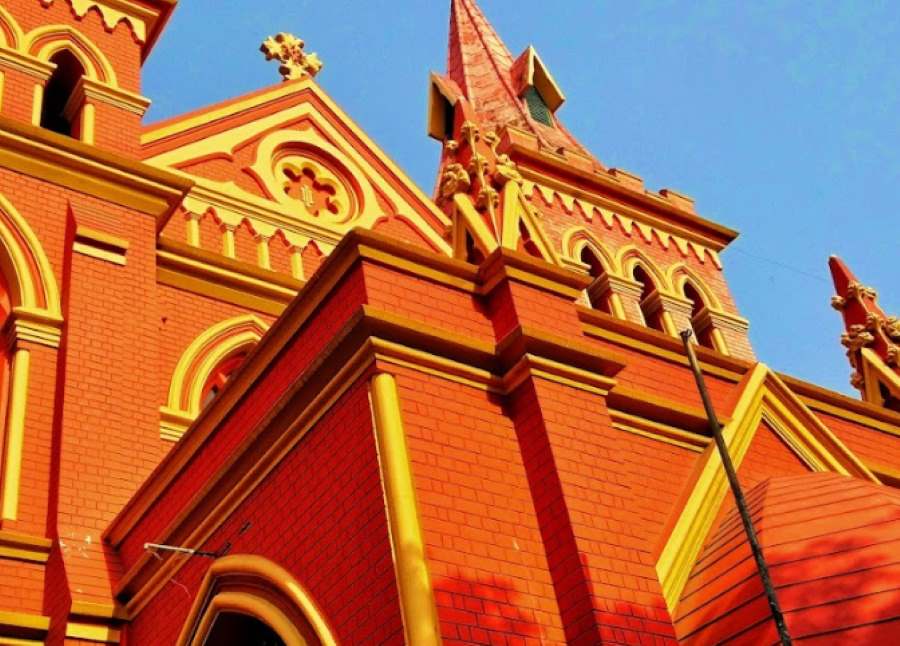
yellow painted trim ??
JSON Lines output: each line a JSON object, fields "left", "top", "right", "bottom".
{"left": 609, "top": 410, "right": 709, "bottom": 453}
{"left": 185, "top": 215, "right": 199, "bottom": 247}
{"left": 0, "top": 193, "right": 62, "bottom": 318}
{"left": 0, "top": 116, "right": 191, "bottom": 219}
{"left": 161, "top": 314, "right": 268, "bottom": 440}
{"left": 40, "top": 0, "right": 150, "bottom": 44}
{"left": 176, "top": 556, "right": 336, "bottom": 646}
{"left": 25, "top": 23, "right": 118, "bottom": 86}
{"left": 65, "top": 622, "right": 120, "bottom": 643}
{"left": 369, "top": 372, "right": 442, "bottom": 646}
{"left": 0, "top": 7, "right": 24, "bottom": 49}
{"left": 73, "top": 226, "right": 129, "bottom": 266}
{"left": 860, "top": 347, "right": 900, "bottom": 407}
{"left": 80, "top": 102, "right": 95, "bottom": 145}
{"left": 2, "top": 348, "right": 29, "bottom": 520}
{"left": 156, "top": 245, "right": 299, "bottom": 317}
{"left": 0, "top": 71, "right": 5, "bottom": 112}
{"left": 0, "top": 530, "right": 52, "bottom": 564}
{"left": 499, "top": 182, "right": 560, "bottom": 264}
{"left": 30, "top": 83, "right": 42, "bottom": 126}
{"left": 0, "top": 610, "right": 49, "bottom": 636}
{"left": 655, "top": 363, "right": 880, "bottom": 614}
{"left": 145, "top": 83, "right": 451, "bottom": 254}
{"left": 608, "top": 292, "right": 627, "bottom": 320}
{"left": 667, "top": 262, "right": 723, "bottom": 311}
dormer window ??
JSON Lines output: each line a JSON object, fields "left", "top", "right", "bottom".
{"left": 523, "top": 87, "right": 553, "bottom": 126}
{"left": 40, "top": 50, "right": 85, "bottom": 138}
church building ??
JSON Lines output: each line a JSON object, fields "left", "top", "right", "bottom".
{"left": 0, "top": 0, "right": 897, "bottom": 643}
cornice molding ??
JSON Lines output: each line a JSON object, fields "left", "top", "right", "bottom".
{"left": 0, "top": 116, "right": 192, "bottom": 220}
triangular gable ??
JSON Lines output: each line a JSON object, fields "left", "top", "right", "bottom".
{"left": 860, "top": 347, "right": 900, "bottom": 409}
{"left": 656, "top": 363, "right": 879, "bottom": 614}
{"left": 499, "top": 182, "right": 559, "bottom": 264}
{"left": 142, "top": 79, "right": 451, "bottom": 256}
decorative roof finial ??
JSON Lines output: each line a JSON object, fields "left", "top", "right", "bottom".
{"left": 260, "top": 33, "right": 323, "bottom": 82}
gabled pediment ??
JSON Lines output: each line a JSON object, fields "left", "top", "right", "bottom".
{"left": 143, "top": 79, "right": 451, "bottom": 256}
{"left": 656, "top": 363, "right": 879, "bottom": 614}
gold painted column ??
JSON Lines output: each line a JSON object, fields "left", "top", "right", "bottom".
{"left": 600, "top": 274, "right": 644, "bottom": 322}
{"left": 1, "top": 347, "right": 30, "bottom": 520}
{"left": 369, "top": 372, "right": 441, "bottom": 646}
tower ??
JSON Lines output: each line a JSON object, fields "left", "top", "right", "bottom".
{"left": 429, "top": 0, "right": 754, "bottom": 360}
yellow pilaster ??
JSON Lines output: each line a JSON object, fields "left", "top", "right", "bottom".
{"left": 186, "top": 215, "right": 200, "bottom": 247}
{"left": 290, "top": 248, "right": 304, "bottom": 280}
{"left": 256, "top": 236, "right": 271, "bottom": 270}
{"left": 2, "top": 348, "right": 30, "bottom": 521}
{"left": 81, "top": 103, "right": 96, "bottom": 145}
{"left": 222, "top": 226, "right": 236, "bottom": 258}
{"left": 369, "top": 372, "right": 441, "bottom": 646}
{"left": 31, "top": 84, "right": 44, "bottom": 126}
{"left": 608, "top": 292, "right": 627, "bottom": 321}
{"left": 661, "top": 310, "right": 678, "bottom": 337}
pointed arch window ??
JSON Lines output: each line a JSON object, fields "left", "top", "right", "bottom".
{"left": 200, "top": 351, "right": 249, "bottom": 410}
{"left": 633, "top": 265, "right": 665, "bottom": 332}
{"left": 40, "top": 50, "right": 86, "bottom": 138}
{"left": 580, "top": 246, "right": 612, "bottom": 314}
{"left": 683, "top": 282, "right": 716, "bottom": 349}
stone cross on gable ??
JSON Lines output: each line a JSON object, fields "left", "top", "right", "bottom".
{"left": 260, "top": 32, "right": 324, "bottom": 81}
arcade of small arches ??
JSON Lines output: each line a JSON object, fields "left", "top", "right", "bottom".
{"left": 564, "top": 228, "right": 736, "bottom": 355}
{"left": 0, "top": 6, "right": 148, "bottom": 144}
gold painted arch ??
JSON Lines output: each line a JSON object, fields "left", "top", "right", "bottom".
{"left": 160, "top": 315, "right": 269, "bottom": 441}
{"left": 0, "top": 193, "right": 62, "bottom": 319}
{"left": 177, "top": 555, "right": 338, "bottom": 646}
{"left": 0, "top": 5, "right": 24, "bottom": 48}
{"left": 562, "top": 226, "right": 618, "bottom": 273}
{"left": 25, "top": 24, "right": 118, "bottom": 85}
{"left": 616, "top": 245, "right": 669, "bottom": 291}
{"left": 666, "top": 262, "right": 722, "bottom": 311}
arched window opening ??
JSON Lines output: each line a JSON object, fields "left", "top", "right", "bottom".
{"left": 40, "top": 50, "right": 85, "bottom": 137}
{"left": 683, "top": 282, "right": 715, "bottom": 349}
{"left": 200, "top": 352, "right": 248, "bottom": 410}
{"left": 580, "top": 246, "right": 611, "bottom": 313}
{"left": 633, "top": 265, "right": 664, "bottom": 332}
{"left": 204, "top": 613, "right": 285, "bottom": 646}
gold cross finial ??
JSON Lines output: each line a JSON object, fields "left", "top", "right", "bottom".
{"left": 260, "top": 32, "right": 323, "bottom": 82}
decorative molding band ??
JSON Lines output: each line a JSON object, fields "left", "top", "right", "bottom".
{"left": 6, "top": 306, "right": 63, "bottom": 348}
{"left": 0, "top": 530, "right": 52, "bottom": 563}
{"left": 0, "top": 45, "right": 54, "bottom": 79}
{"left": 0, "top": 610, "right": 50, "bottom": 643}
{"left": 609, "top": 409, "right": 709, "bottom": 453}
{"left": 157, "top": 239, "right": 301, "bottom": 317}
{"left": 369, "top": 372, "right": 442, "bottom": 646}
{"left": 521, "top": 178, "right": 725, "bottom": 267}
{"left": 0, "top": 115, "right": 192, "bottom": 220}
{"left": 74, "top": 225, "right": 129, "bottom": 265}
{"left": 40, "top": 0, "right": 151, "bottom": 43}
{"left": 78, "top": 77, "right": 151, "bottom": 116}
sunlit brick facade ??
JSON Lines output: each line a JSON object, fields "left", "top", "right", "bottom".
{"left": 0, "top": 0, "right": 898, "bottom": 644}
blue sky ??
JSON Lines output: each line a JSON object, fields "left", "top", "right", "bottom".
{"left": 144, "top": 1, "right": 899, "bottom": 395}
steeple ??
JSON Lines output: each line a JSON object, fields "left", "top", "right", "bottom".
{"left": 829, "top": 256, "right": 900, "bottom": 410}
{"left": 430, "top": 0, "right": 594, "bottom": 159}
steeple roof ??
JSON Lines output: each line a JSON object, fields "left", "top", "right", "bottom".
{"left": 440, "top": 0, "right": 594, "bottom": 158}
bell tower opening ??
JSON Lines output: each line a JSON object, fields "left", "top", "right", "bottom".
{"left": 40, "top": 50, "right": 85, "bottom": 138}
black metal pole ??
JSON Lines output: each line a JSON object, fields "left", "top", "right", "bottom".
{"left": 680, "top": 330, "right": 792, "bottom": 646}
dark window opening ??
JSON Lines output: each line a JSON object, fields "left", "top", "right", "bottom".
{"left": 580, "top": 247, "right": 611, "bottom": 313}
{"left": 684, "top": 283, "right": 715, "bottom": 349}
{"left": 880, "top": 382, "right": 900, "bottom": 414}
{"left": 518, "top": 220, "right": 542, "bottom": 258}
{"left": 443, "top": 101, "right": 456, "bottom": 140}
{"left": 40, "top": 50, "right": 85, "bottom": 137}
{"left": 523, "top": 86, "right": 553, "bottom": 127}
{"left": 465, "top": 230, "right": 485, "bottom": 265}
{"left": 200, "top": 352, "right": 248, "bottom": 410}
{"left": 633, "top": 266, "right": 665, "bottom": 332}
{"left": 204, "top": 612, "right": 285, "bottom": 646}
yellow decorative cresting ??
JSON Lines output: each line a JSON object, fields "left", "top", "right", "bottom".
{"left": 260, "top": 32, "right": 323, "bottom": 81}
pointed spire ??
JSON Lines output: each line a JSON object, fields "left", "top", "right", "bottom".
{"left": 438, "top": 0, "right": 592, "bottom": 156}
{"left": 829, "top": 256, "right": 900, "bottom": 406}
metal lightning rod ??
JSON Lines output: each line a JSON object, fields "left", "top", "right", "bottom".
{"left": 680, "top": 330, "right": 792, "bottom": 646}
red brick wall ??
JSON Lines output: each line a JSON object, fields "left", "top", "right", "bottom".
{"left": 127, "top": 378, "right": 403, "bottom": 645}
